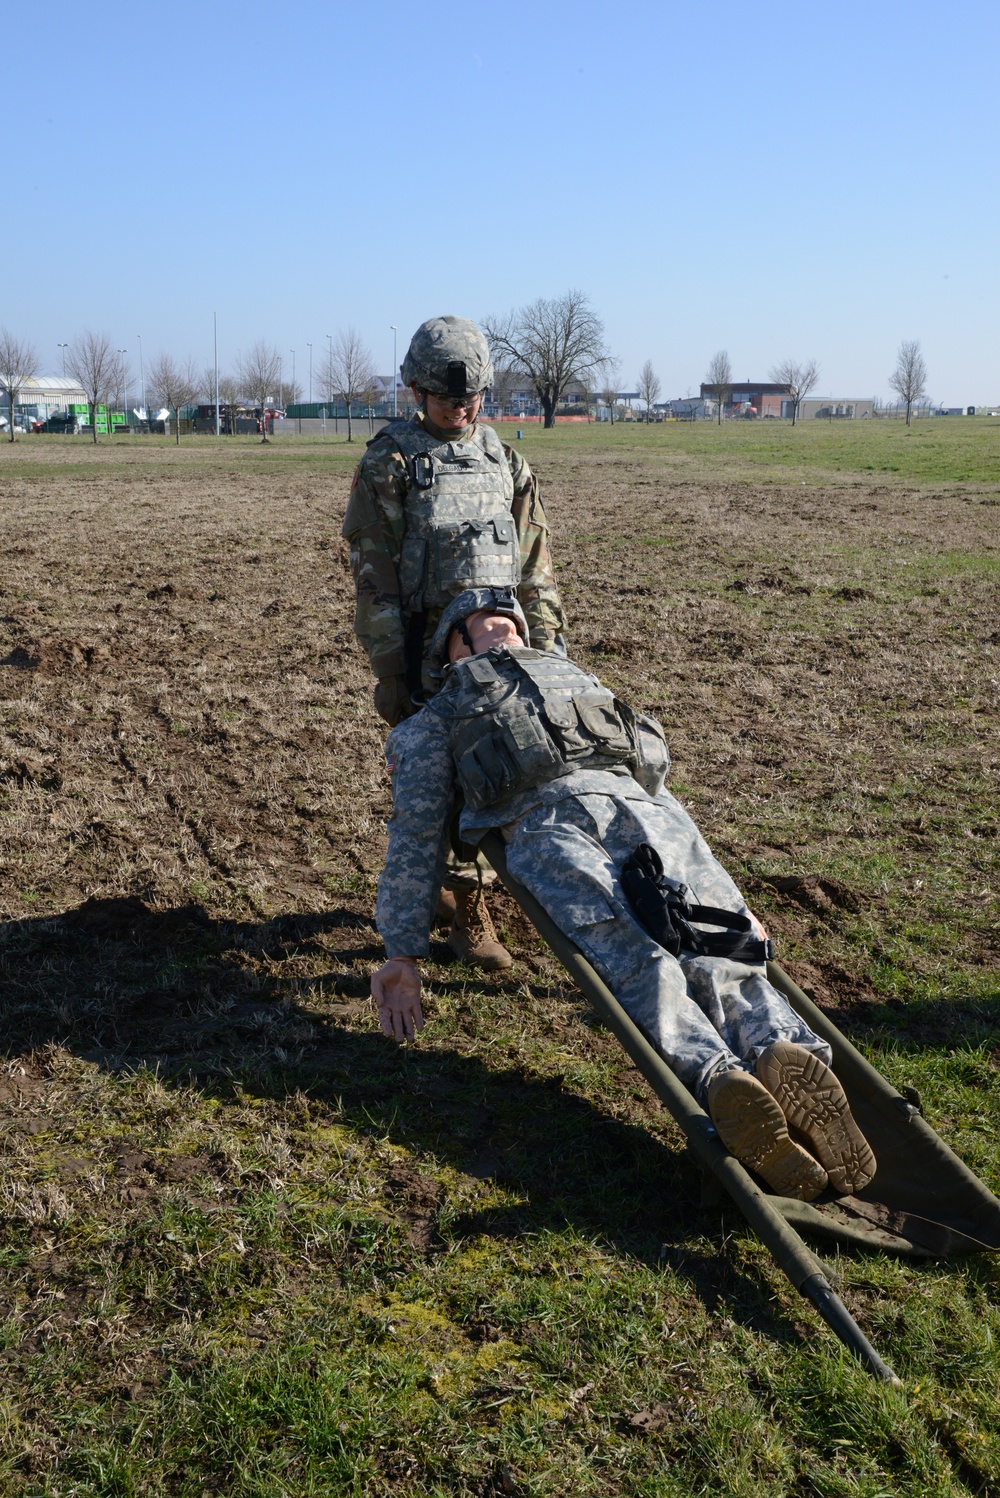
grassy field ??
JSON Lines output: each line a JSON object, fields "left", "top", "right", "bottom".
{"left": 0, "top": 421, "right": 998, "bottom": 1495}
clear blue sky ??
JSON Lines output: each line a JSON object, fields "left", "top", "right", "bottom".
{"left": 9, "top": 0, "right": 998, "bottom": 405}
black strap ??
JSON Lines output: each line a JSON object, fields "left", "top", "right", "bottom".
{"left": 404, "top": 610, "right": 427, "bottom": 702}
{"left": 620, "top": 842, "right": 774, "bottom": 964}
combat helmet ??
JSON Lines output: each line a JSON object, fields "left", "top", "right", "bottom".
{"left": 400, "top": 316, "right": 494, "bottom": 398}
{"left": 427, "top": 587, "right": 529, "bottom": 679}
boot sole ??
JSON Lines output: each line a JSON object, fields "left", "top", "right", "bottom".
{"left": 706, "top": 1070, "right": 828, "bottom": 1202}
{"left": 755, "top": 1043, "right": 876, "bottom": 1195}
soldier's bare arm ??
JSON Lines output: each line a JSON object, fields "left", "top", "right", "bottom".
{"left": 504, "top": 444, "right": 567, "bottom": 650}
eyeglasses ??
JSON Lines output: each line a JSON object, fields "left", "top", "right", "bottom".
{"left": 425, "top": 390, "right": 483, "bottom": 409}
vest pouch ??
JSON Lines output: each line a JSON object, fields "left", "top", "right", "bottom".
{"left": 456, "top": 737, "right": 514, "bottom": 812}
{"left": 398, "top": 535, "right": 427, "bottom": 608}
{"left": 628, "top": 708, "right": 670, "bottom": 797}
{"left": 539, "top": 694, "right": 576, "bottom": 732}
{"left": 575, "top": 690, "right": 626, "bottom": 742}
{"left": 501, "top": 711, "right": 564, "bottom": 781}
{"left": 432, "top": 513, "right": 522, "bottom": 597}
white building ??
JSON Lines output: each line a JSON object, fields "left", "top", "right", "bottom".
{"left": 4, "top": 376, "right": 87, "bottom": 422}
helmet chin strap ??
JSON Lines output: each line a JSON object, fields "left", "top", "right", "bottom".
{"left": 457, "top": 618, "right": 476, "bottom": 653}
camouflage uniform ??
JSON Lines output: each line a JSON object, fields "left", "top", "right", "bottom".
{"left": 342, "top": 412, "right": 565, "bottom": 702}
{"left": 376, "top": 659, "right": 831, "bottom": 1104}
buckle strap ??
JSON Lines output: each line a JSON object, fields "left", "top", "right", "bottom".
{"left": 620, "top": 842, "right": 775, "bottom": 964}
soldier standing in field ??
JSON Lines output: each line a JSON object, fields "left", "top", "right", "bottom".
{"left": 342, "top": 316, "right": 567, "bottom": 972}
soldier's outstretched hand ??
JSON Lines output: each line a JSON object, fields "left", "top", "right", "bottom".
{"left": 371, "top": 958, "right": 425, "bottom": 1042}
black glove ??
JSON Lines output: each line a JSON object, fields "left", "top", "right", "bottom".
{"left": 374, "top": 675, "right": 415, "bottom": 727}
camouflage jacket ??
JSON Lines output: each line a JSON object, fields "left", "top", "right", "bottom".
{"left": 342, "top": 413, "right": 566, "bottom": 686}
{"left": 376, "top": 682, "right": 665, "bottom": 959}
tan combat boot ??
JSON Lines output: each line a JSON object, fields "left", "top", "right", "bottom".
{"left": 434, "top": 889, "right": 457, "bottom": 930}
{"left": 755, "top": 1043, "right": 876, "bottom": 1195}
{"left": 448, "top": 888, "right": 513, "bottom": 972}
{"left": 705, "top": 1067, "right": 828, "bottom": 1201}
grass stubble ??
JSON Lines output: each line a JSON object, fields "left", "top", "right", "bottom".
{"left": 0, "top": 421, "right": 997, "bottom": 1495}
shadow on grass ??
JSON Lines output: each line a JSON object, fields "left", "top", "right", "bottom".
{"left": 0, "top": 894, "right": 829, "bottom": 1346}
{"left": 823, "top": 990, "right": 1000, "bottom": 1054}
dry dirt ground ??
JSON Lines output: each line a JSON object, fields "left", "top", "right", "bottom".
{"left": 0, "top": 434, "right": 998, "bottom": 1492}
{"left": 3, "top": 441, "right": 996, "bottom": 1023}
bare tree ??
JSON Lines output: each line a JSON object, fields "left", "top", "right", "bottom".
{"left": 489, "top": 361, "right": 519, "bottom": 420}
{"left": 483, "top": 290, "right": 607, "bottom": 429}
{"left": 279, "top": 376, "right": 302, "bottom": 410}
{"left": 704, "top": 349, "right": 732, "bottom": 425}
{"left": 888, "top": 340, "right": 927, "bottom": 427}
{"left": 0, "top": 329, "right": 38, "bottom": 443}
{"left": 322, "top": 328, "right": 376, "bottom": 443}
{"left": 769, "top": 358, "right": 819, "bottom": 426}
{"left": 360, "top": 372, "right": 382, "bottom": 436}
{"left": 67, "top": 332, "right": 116, "bottom": 444}
{"left": 112, "top": 350, "right": 131, "bottom": 426}
{"left": 147, "top": 353, "right": 199, "bottom": 445}
{"left": 237, "top": 341, "right": 282, "bottom": 442}
{"left": 217, "top": 374, "right": 242, "bottom": 435}
{"left": 597, "top": 357, "right": 622, "bottom": 425}
{"left": 637, "top": 359, "right": 662, "bottom": 423}
{"left": 201, "top": 364, "right": 224, "bottom": 434}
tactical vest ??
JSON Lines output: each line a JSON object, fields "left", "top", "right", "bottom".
{"left": 380, "top": 420, "right": 521, "bottom": 613}
{"left": 436, "top": 647, "right": 666, "bottom": 813}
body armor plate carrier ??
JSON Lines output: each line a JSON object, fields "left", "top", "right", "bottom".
{"left": 435, "top": 647, "right": 667, "bottom": 812}
{"left": 382, "top": 420, "right": 521, "bottom": 614}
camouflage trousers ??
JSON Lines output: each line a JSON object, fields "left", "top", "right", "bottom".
{"left": 504, "top": 788, "right": 832, "bottom": 1103}
{"left": 444, "top": 806, "right": 496, "bottom": 894}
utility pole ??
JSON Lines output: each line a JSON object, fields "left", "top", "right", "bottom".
{"left": 307, "top": 342, "right": 312, "bottom": 404}
{"left": 390, "top": 324, "right": 397, "bottom": 416}
{"left": 116, "top": 349, "right": 128, "bottom": 427}
{"left": 136, "top": 334, "right": 145, "bottom": 429}
{"left": 291, "top": 349, "right": 297, "bottom": 435}
{"left": 214, "top": 311, "right": 220, "bottom": 437}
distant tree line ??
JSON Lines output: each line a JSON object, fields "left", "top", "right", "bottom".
{"left": 0, "top": 313, "right": 935, "bottom": 441}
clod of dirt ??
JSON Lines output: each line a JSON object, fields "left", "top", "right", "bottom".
{"left": 0, "top": 755, "right": 61, "bottom": 788}
{"left": 586, "top": 635, "right": 643, "bottom": 658}
{"left": 383, "top": 1162, "right": 444, "bottom": 1251}
{"left": 16, "top": 636, "right": 110, "bottom": 675}
{"left": 112, "top": 1148, "right": 157, "bottom": 1178}
{"left": 833, "top": 586, "right": 873, "bottom": 601}
{"left": 760, "top": 874, "right": 862, "bottom": 916}
{"left": 781, "top": 958, "right": 881, "bottom": 1010}
{"left": 625, "top": 1402, "right": 675, "bottom": 1432}
{"left": 0, "top": 1074, "right": 48, "bottom": 1106}
{"left": 1, "top": 646, "right": 37, "bottom": 670}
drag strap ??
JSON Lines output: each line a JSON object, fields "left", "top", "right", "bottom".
{"left": 620, "top": 842, "right": 774, "bottom": 964}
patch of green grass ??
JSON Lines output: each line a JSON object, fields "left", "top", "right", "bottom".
{"left": 490, "top": 414, "right": 1000, "bottom": 487}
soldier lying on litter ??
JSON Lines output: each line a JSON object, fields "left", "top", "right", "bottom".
{"left": 370, "top": 588, "right": 876, "bottom": 1203}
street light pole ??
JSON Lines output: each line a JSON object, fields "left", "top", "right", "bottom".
{"left": 57, "top": 342, "right": 68, "bottom": 379}
{"left": 307, "top": 342, "right": 312, "bottom": 405}
{"left": 116, "top": 349, "right": 127, "bottom": 428}
{"left": 214, "top": 311, "right": 220, "bottom": 438}
{"left": 136, "top": 335, "right": 145, "bottom": 429}
{"left": 390, "top": 325, "right": 397, "bottom": 417}
{"left": 291, "top": 349, "right": 297, "bottom": 435}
